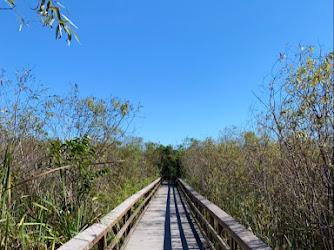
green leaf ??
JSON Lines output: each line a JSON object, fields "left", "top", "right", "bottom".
{"left": 71, "top": 28, "right": 80, "bottom": 44}
{"left": 55, "top": 1, "right": 65, "bottom": 8}
{"left": 23, "top": 222, "right": 47, "bottom": 226}
{"left": 49, "top": 18, "right": 55, "bottom": 26}
{"left": 40, "top": 0, "right": 45, "bottom": 10}
{"left": 58, "top": 20, "right": 69, "bottom": 24}
{"left": 33, "top": 202, "right": 48, "bottom": 211}
{"left": 56, "top": 24, "right": 62, "bottom": 39}
{"left": 306, "top": 57, "right": 311, "bottom": 64}
{"left": 61, "top": 14, "right": 78, "bottom": 29}
{"left": 18, "top": 214, "right": 27, "bottom": 228}
{"left": 16, "top": 15, "right": 22, "bottom": 23}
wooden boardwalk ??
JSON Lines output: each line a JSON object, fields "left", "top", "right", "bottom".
{"left": 124, "top": 182, "right": 208, "bottom": 250}
{"left": 59, "top": 178, "right": 271, "bottom": 250}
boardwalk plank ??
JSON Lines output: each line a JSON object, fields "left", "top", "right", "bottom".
{"left": 124, "top": 182, "right": 208, "bottom": 250}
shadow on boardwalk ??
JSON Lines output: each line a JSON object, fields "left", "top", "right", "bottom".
{"left": 164, "top": 182, "right": 205, "bottom": 250}
{"left": 125, "top": 181, "right": 208, "bottom": 250}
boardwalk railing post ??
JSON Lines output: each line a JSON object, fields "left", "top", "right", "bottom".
{"left": 229, "top": 236, "right": 237, "bottom": 250}
{"left": 98, "top": 235, "right": 106, "bottom": 250}
{"left": 209, "top": 215, "right": 214, "bottom": 228}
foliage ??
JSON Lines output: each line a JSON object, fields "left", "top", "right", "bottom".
{"left": 156, "top": 145, "right": 180, "bottom": 180}
{"left": 180, "top": 47, "right": 334, "bottom": 249}
{"left": 0, "top": 0, "right": 78, "bottom": 44}
{"left": 0, "top": 70, "right": 158, "bottom": 248}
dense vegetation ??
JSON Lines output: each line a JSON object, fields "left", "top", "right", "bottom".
{"left": 1, "top": 46, "right": 333, "bottom": 249}
{"left": 0, "top": 71, "right": 173, "bottom": 248}
{"left": 180, "top": 47, "right": 334, "bottom": 249}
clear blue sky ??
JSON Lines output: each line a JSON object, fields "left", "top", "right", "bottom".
{"left": 0, "top": 0, "right": 333, "bottom": 145}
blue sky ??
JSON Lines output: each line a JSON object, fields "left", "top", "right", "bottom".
{"left": 0, "top": 0, "right": 333, "bottom": 145}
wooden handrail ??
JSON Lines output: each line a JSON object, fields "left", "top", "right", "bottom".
{"left": 177, "top": 178, "right": 272, "bottom": 250}
{"left": 58, "top": 178, "right": 161, "bottom": 250}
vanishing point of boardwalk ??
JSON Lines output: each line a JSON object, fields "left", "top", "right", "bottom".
{"left": 124, "top": 182, "right": 208, "bottom": 250}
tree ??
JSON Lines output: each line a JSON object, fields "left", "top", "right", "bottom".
{"left": 1, "top": 0, "right": 79, "bottom": 44}
{"left": 179, "top": 45, "right": 334, "bottom": 249}
{"left": 264, "top": 45, "right": 334, "bottom": 249}
{"left": 157, "top": 145, "right": 181, "bottom": 180}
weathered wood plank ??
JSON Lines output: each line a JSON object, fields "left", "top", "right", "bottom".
{"left": 108, "top": 181, "right": 161, "bottom": 249}
{"left": 124, "top": 185, "right": 167, "bottom": 250}
{"left": 178, "top": 179, "right": 272, "bottom": 250}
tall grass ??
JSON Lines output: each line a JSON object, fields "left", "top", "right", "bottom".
{"left": 1, "top": 145, "right": 11, "bottom": 249}
{"left": 0, "top": 140, "right": 159, "bottom": 249}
